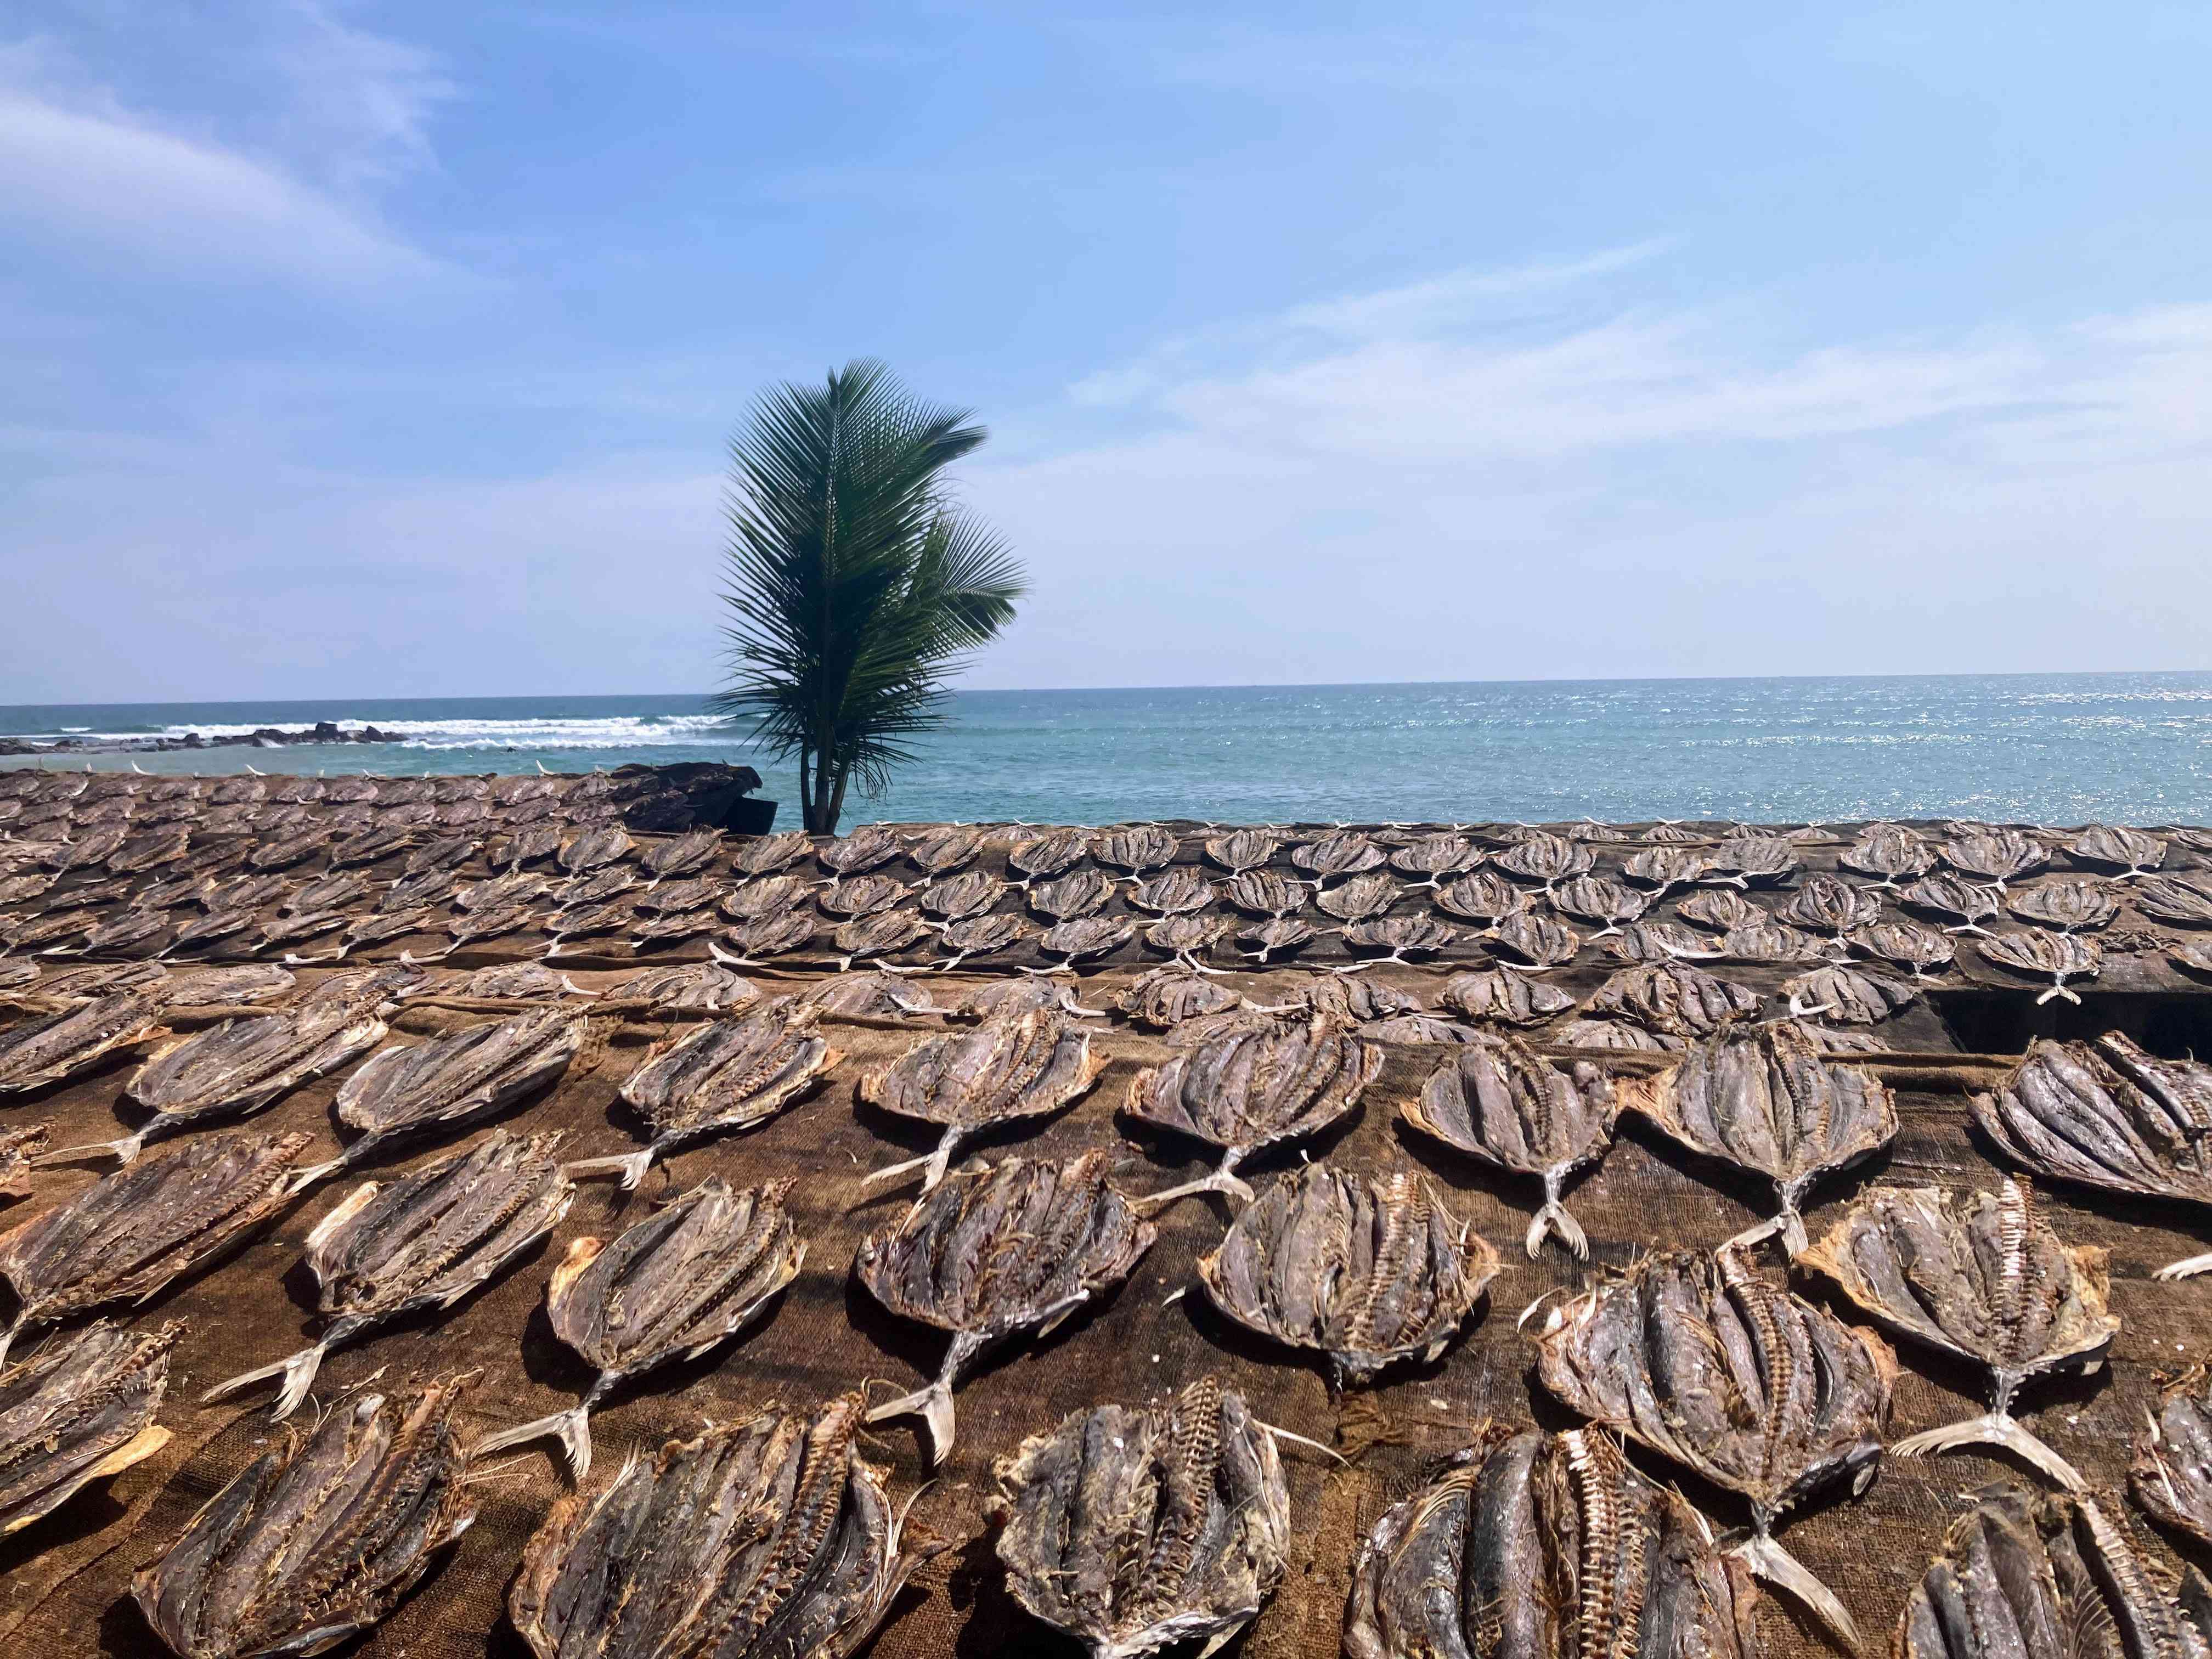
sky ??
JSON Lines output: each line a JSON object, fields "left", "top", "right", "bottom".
{"left": 5, "top": 2, "right": 2212, "bottom": 703}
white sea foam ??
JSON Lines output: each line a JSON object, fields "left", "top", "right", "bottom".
{"left": 12, "top": 714, "right": 757, "bottom": 752}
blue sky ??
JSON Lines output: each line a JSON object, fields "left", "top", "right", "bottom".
{"left": 5, "top": 2, "right": 2212, "bottom": 702}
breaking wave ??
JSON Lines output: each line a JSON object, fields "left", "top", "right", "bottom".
{"left": 32, "top": 715, "right": 755, "bottom": 752}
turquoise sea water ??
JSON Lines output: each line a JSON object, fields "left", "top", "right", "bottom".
{"left": 5, "top": 674, "right": 2212, "bottom": 826}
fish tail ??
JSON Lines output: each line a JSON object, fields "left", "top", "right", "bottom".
{"left": 201, "top": 1339, "right": 330, "bottom": 1420}
{"left": 32, "top": 1130, "right": 144, "bottom": 1169}
{"left": 564, "top": 1148, "right": 656, "bottom": 1190}
{"left": 1729, "top": 1528, "right": 1862, "bottom": 1653}
{"left": 284, "top": 1155, "right": 348, "bottom": 1197}
{"left": 1893, "top": 1410, "right": 2087, "bottom": 1490}
{"left": 866, "top": 1376, "right": 957, "bottom": 1465}
{"left": 473, "top": 1404, "right": 594, "bottom": 1481}
{"left": 1134, "top": 1165, "right": 1255, "bottom": 1215}
{"left": 1527, "top": 1198, "right": 1588, "bottom": 1260}
{"left": 0, "top": 1318, "right": 19, "bottom": 1369}
{"left": 2157, "top": 1251, "right": 2212, "bottom": 1281}
{"left": 857, "top": 1147, "right": 940, "bottom": 1196}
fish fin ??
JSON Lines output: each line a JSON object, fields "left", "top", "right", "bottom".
{"left": 1730, "top": 1530, "right": 1862, "bottom": 1652}
{"left": 284, "top": 1156, "right": 348, "bottom": 1197}
{"left": 86, "top": 1423, "right": 172, "bottom": 1481}
{"left": 2158, "top": 1251, "right": 2212, "bottom": 1281}
{"left": 858, "top": 1147, "right": 941, "bottom": 1195}
{"left": 32, "top": 1130, "right": 144, "bottom": 1168}
{"left": 0, "top": 1321, "right": 18, "bottom": 1369}
{"left": 473, "top": 1405, "right": 594, "bottom": 1481}
{"left": 1894, "top": 1412, "right": 2086, "bottom": 1488}
{"left": 201, "top": 1339, "right": 330, "bottom": 1420}
{"left": 1133, "top": 1166, "right": 1256, "bottom": 1214}
{"left": 565, "top": 1148, "right": 656, "bottom": 1190}
{"left": 867, "top": 1378, "right": 956, "bottom": 1465}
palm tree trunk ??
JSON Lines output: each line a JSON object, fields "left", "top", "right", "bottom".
{"left": 797, "top": 747, "right": 815, "bottom": 833}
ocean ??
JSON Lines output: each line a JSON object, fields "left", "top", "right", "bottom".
{"left": 5, "top": 674, "right": 2212, "bottom": 827}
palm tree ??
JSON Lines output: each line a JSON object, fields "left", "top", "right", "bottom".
{"left": 713, "top": 359, "right": 1025, "bottom": 835}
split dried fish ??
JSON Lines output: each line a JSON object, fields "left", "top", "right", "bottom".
{"left": 453, "top": 867, "right": 550, "bottom": 914}
{"left": 571, "top": 1002, "right": 838, "bottom": 1189}
{"left": 1361, "top": 1012, "right": 1476, "bottom": 1043}
{"left": 2070, "top": 823, "right": 2166, "bottom": 878}
{"left": 243, "top": 826, "right": 331, "bottom": 873}
{"left": 1976, "top": 928, "right": 2102, "bottom": 1002}
{"left": 3, "top": 958, "right": 164, "bottom": 1006}
{"left": 1974, "top": 1034, "right": 2212, "bottom": 1277}
{"left": 2134, "top": 1368, "right": 2212, "bottom": 1549}
{"left": 724, "top": 871, "right": 814, "bottom": 921}
{"left": 800, "top": 970, "right": 942, "bottom": 1018}
{"left": 1532, "top": 1247, "right": 1894, "bottom": 1647}
{"left": 1485, "top": 909, "right": 1581, "bottom": 968}
{"left": 713, "top": 909, "right": 816, "bottom": 965}
{"left": 1389, "top": 832, "right": 1483, "bottom": 885}
{"left": 1851, "top": 918, "right": 1956, "bottom": 979}
{"left": 507, "top": 1392, "right": 941, "bottom": 1659}
{"left": 1493, "top": 831, "right": 1591, "bottom": 889}
{"left": 1313, "top": 871, "right": 1399, "bottom": 923}
{"left": 1293, "top": 830, "right": 1386, "bottom": 881}
{"left": 2007, "top": 878, "right": 2118, "bottom": 932}
{"left": 1199, "top": 1163, "right": 1498, "bottom": 1387}
{"left": 1585, "top": 961, "right": 1760, "bottom": 1039}
{"left": 640, "top": 826, "right": 720, "bottom": 881}
{"left": 731, "top": 828, "right": 813, "bottom": 876}
{"left": 906, "top": 823, "right": 985, "bottom": 874}
{"left": 1894, "top": 1484, "right": 2211, "bottom": 1659}
{"left": 480, "top": 1178, "right": 803, "bottom": 1480}
{"left": 47, "top": 824, "right": 129, "bottom": 872}
{"left": 1801, "top": 1177, "right": 2113, "bottom": 1491}
{"left": 0, "top": 1129, "right": 309, "bottom": 1363}
{"left": 934, "top": 911, "right": 1039, "bottom": 969}
{"left": 0, "top": 985, "right": 169, "bottom": 1095}
{"left": 819, "top": 872, "right": 911, "bottom": 918}
{"left": 2137, "top": 872, "right": 2212, "bottom": 927}
{"left": 327, "top": 823, "right": 417, "bottom": 868}
{"left": 817, "top": 823, "right": 902, "bottom": 876}
{"left": 557, "top": 825, "right": 632, "bottom": 874}
{"left": 443, "top": 962, "right": 591, "bottom": 1000}
{"left": 1943, "top": 830, "right": 2049, "bottom": 888}
{"left": 63, "top": 905, "right": 172, "bottom": 957}
{"left": 133, "top": 1373, "right": 478, "bottom": 1659}
{"left": 383, "top": 865, "right": 459, "bottom": 911}
{"left": 1625, "top": 1022, "right": 1897, "bottom": 1252}
{"left": 952, "top": 978, "right": 1101, "bottom": 1022}
{"left": 1550, "top": 873, "right": 1648, "bottom": 934}
{"left": 1203, "top": 827, "right": 1279, "bottom": 872}
{"left": 1781, "top": 963, "right": 1918, "bottom": 1024}
{"left": 1901, "top": 871, "right": 2003, "bottom": 935}
{"left": 296, "top": 1005, "right": 582, "bottom": 1187}
{"left": 492, "top": 822, "right": 565, "bottom": 869}
{"left": 858, "top": 1007, "right": 1103, "bottom": 1192}
{"left": 833, "top": 907, "right": 933, "bottom": 969}
{"left": 1624, "top": 844, "right": 1716, "bottom": 892}
{"left": 602, "top": 961, "right": 757, "bottom": 1012}
{"left": 1842, "top": 823, "right": 1935, "bottom": 887}
{"left": 1344, "top": 1421, "right": 1762, "bottom": 1659}
{"left": 1118, "top": 965, "right": 1245, "bottom": 1029}
{"left": 1, "top": 1122, "right": 46, "bottom": 1197}
{"left": 1432, "top": 869, "right": 1524, "bottom": 923}
{"left": 1410, "top": 1032, "right": 1617, "bottom": 1255}
{"left": 1605, "top": 920, "right": 1724, "bottom": 962}
{"left": 1126, "top": 866, "right": 1215, "bottom": 915}
{"left": 632, "top": 878, "right": 722, "bottom": 922}
{"left": 1143, "top": 914, "right": 1232, "bottom": 966}
{"left": 205, "top": 1130, "right": 571, "bottom": 1418}
{"left": 1223, "top": 870, "right": 1306, "bottom": 917}
{"left": 1124, "top": 1013, "right": 1380, "bottom": 1206}
{"left": 1719, "top": 919, "right": 1825, "bottom": 964}
{"left": 1778, "top": 873, "right": 1882, "bottom": 941}
{"left": 992, "top": 1375, "right": 1290, "bottom": 1659}
{"left": 1284, "top": 973, "right": 1423, "bottom": 1022}
{"left": 1437, "top": 966, "right": 1573, "bottom": 1026}
{"left": 0, "top": 1318, "right": 178, "bottom": 1540}
{"left": 856, "top": 1149, "right": 1155, "bottom": 1460}
{"left": 1708, "top": 835, "right": 1799, "bottom": 885}
{"left": 110, "top": 826, "right": 192, "bottom": 876}
{"left": 1342, "top": 915, "right": 1458, "bottom": 966}
{"left": 1009, "top": 827, "right": 1092, "bottom": 887}
{"left": 1028, "top": 865, "right": 1116, "bottom": 920}
{"left": 283, "top": 870, "right": 368, "bottom": 916}
{"left": 1037, "top": 915, "right": 1137, "bottom": 969}
{"left": 1094, "top": 824, "right": 1180, "bottom": 872}
{"left": 916, "top": 868, "right": 1005, "bottom": 922}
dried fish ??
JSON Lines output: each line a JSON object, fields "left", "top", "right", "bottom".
{"left": 1094, "top": 824, "right": 1180, "bottom": 872}
{"left": 205, "top": 1131, "right": 571, "bottom": 1419}
{"left": 453, "top": 867, "right": 550, "bottom": 915}
{"left": 1585, "top": 961, "right": 1760, "bottom": 1039}
{"left": 1493, "top": 831, "right": 1591, "bottom": 890}
{"left": 109, "top": 825, "right": 192, "bottom": 877}
{"left": 718, "top": 908, "right": 821, "bottom": 967}
{"left": 1974, "top": 1034, "right": 2212, "bottom": 1276}
{"left": 282, "top": 870, "right": 368, "bottom": 916}
{"left": 1976, "top": 928, "right": 2102, "bottom": 1003}
{"left": 1222, "top": 869, "right": 1305, "bottom": 917}
{"left": 242, "top": 825, "right": 330, "bottom": 873}
{"left": 326, "top": 823, "right": 417, "bottom": 869}
{"left": 1126, "top": 865, "right": 1215, "bottom": 915}
{"left": 1124, "top": 1013, "right": 1379, "bottom": 1206}
{"left": 383, "top": 864, "right": 458, "bottom": 911}
{"left": 1531, "top": 1247, "right": 1894, "bottom": 1647}
{"left": 492, "top": 822, "right": 565, "bottom": 870}
{"left": 1851, "top": 918, "right": 1956, "bottom": 979}
{"left": 479, "top": 1179, "right": 803, "bottom": 1482}
{"left": 1841, "top": 823, "right": 1935, "bottom": 887}
{"left": 2134, "top": 1368, "right": 2212, "bottom": 1548}
{"left": 1008, "top": 826, "right": 1092, "bottom": 887}
{"left": 800, "top": 970, "right": 942, "bottom": 1018}
{"left": 2137, "top": 872, "right": 2212, "bottom": 927}
{"left": 602, "top": 961, "right": 757, "bottom": 1012}
{"left": 40, "top": 997, "right": 388, "bottom": 1166}
{"left": 1485, "top": 909, "right": 1581, "bottom": 968}
{"left": 951, "top": 978, "right": 1102, "bottom": 1022}
{"left": 1203, "top": 827, "right": 1279, "bottom": 872}
{"left": 1410, "top": 1032, "right": 1618, "bottom": 1255}
{"left": 1118, "top": 965, "right": 1245, "bottom": 1030}
{"left": 1801, "top": 1177, "right": 2113, "bottom": 1491}
{"left": 0, "top": 1130, "right": 309, "bottom": 1363}
{"left": 1199, "top": 1163, "right": 1497, "bottom": 1387}
{"left": 552, "top": 825, "right": 629, "bottom": 876}
{"left": 1028, "top": 865, "right": 1116, "bottom": 921}
{"left": 833, "top": 907, "right": 933, "bottom": 970}
{"left": 639, "top": 826, "right": 720, "bottom": 881}
{"left": 59, "top": 905, "right": 172, "bottom": 957}
{"left": 42, "top": 873, "right": 136, "bottom": 912}
{"left": 1900, "top": 871, "right": 2004, "bottom": 936}
{"left": 0, "top": 985, "right": 169, "bottom": 1095}
{"left": 858, "top": 1007, "right": 1104, "bottom": 1192}
{"left": 1605, "top": 920, "right": 1724, "bottom": 962}
{"left": 3, "top": 958, "right": 165, "bottom": 1006}
{"left": 8, "top": 910, "right": 88, "bottom": 955}
{"left": 723, "top": 871, "right": 815, "bottom": 922}
{"left": 1778, "top": 872, "right": 1882, "bottom": 941}
{"left": 992, "top": 1375, "right": 1290, "bottom": 1659}
{"left": 1344, "top": 1421, "right": 1762, "bottom": 1659}
{"left": 1715, "top": 919, "right": 1823, "bottom": 963}
{"left": 1282, "top": 974, "right": 1421, "bottom": 1022}
{"left": 731, "top": 828, "right": 814, "bottom": 875}
{"left": 1432, "top": 869, "right": 1525, "bottom": 923}
{"left": 2070, "top": 823, "right": 2166, "bottom": 878}
{"left": 443, "top": 963, "right": 591, "bottom": 1001}
{"left": 1894, "top": 1485, "right": 2210, "bottom": 1659}
{"left": 1037, "top": 915, "right": 1138, "bottom": 969}
{"left": 819, "top": 871, "right": 912, "bottom": 918}
{"left": 818, "top": 823, "right": 903, "bottom": 876}
{"left": 1626, "top": 1022, "right": 1896, "bottom": 1252}
{"left": 1341, "top": 915, "right": 1458, "bottom": 967}
{"left": 47, "top": 825, "right": 129, "bottom": 873}
{"left": 1359, "top": 1013, "right": 1477, "bottom": 1043}
{"left": 508, "top": 1392, "right": 941, "bottom": 1659}
{"left": 571, "top": 1002, "right": 839, "bottom": 1189}
{"left": 1709, "top": 834, "right": 1800, "bottom": 886}
{"left": 1293, "top": 830, "right": 1386, "bottom": 880}
{"left": 295, "top": 1006, "right": 582, "bottom": 1187}
{"left": 856, "top": 1150, "right": 1155, "bottom": 1460}
{"left": 1781, "top": 963, "right": 1918, "bottom": 1024}
{"left": 1, "top": 1122, "right": 46, "bottom": 1197}
{"left": 1437, "top": 967, "right": 1573, "bottom": 1026}
{"left": 0, "top": 1319, "right": 178, "bottom": 1540}
{"left": 1389, "top": 832, "right": 1483, "bottom": 885}
{"left": 133, "top": 1373, "right": 478, "bottom": 1659}
{"left": 2007, "top": 878, "right": 2118, "bottom": 932}
{"left": 0, "top": 871, "right": 57, "bottom": 906}
{"left": 1142, "top": 913, "right": 1232, "bottom": 966}
{"left": 1943, "top": 830, "right": 2049, "bottom": 889}
{"left": 1311, "top": 871, "right": 1398, "bottom": 924}
{"left": 906, "top": 823, "right": 985, "bottom": 875}
{"left": 1550, "top": 873, "right": 1648, "bottom": 935}
{"left": 934, "top": 911, "right": 1040, "bottom": 970}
